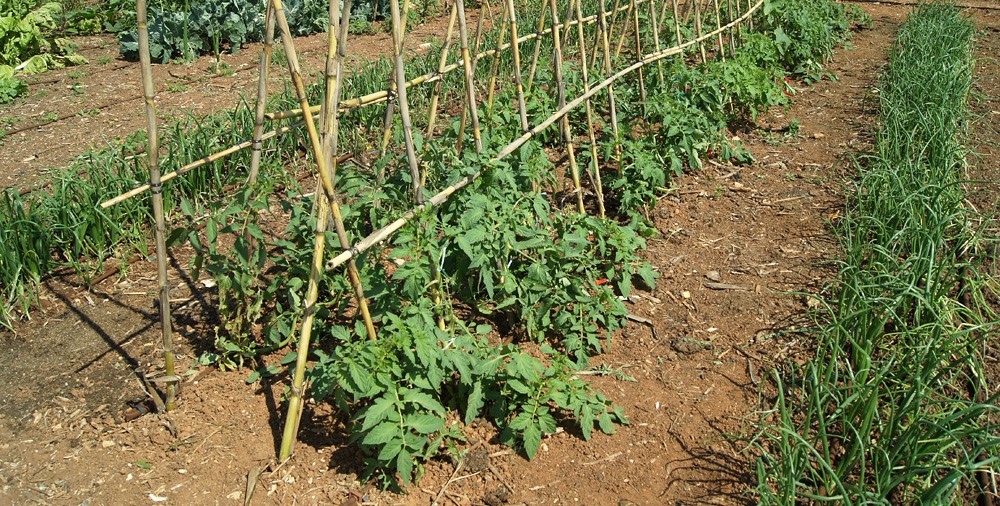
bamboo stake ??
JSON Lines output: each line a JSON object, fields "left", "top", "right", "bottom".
{"left": 279, "top": 181, "right": 331, "bottom": 461}
{"left": 270, "top": 0, "right": 376, "bottom": 460}
{"left": 505, "top": 0, "right": 530, "bottom": 133}
{"left": 426, "top": 2, "right": 459, "bottom": 136}
{"left": 485, "top": 0, "right": 509, "bottom": 109}
{"left": 136, "top": 0, "right": 176, "bottom": 412}
{"left": 525, "top": 0, "right": 548, "bottom": 93}
{"left": 548, "top": 0, "right": 585, "bottom": 214}
{"left": 320, "top": 0, "right": 341, "bottom": 162}
{"left": 324, "top": 0, "right": 765, "bottom": 273}
{"left": 388, "top": 0, "right": 424, "bottom": 203}
{"left": 671, "top": 0, "right": 683, "bottom": 60}
{"left": 574, "top": 0, "right": 605, "bottom": 217}
{"left": 455, "top": 0, "right": 483, "bottom": 154}
{"left": 613, "top": 0, "right": 633, "bottom": 59}
{"left": 598, "top": 0, "right": 621, "bottom": 166}
{"left": 589, "top": 0, "right": 619, "bottom": 71}
{"left": 726, "top": 0, "right": 736, "bottom": 54}
{"left": 321, "top": 0, "right": 377, "bottom": 344}
{"left": 560, "top": 0, "right": 575, "bottom": 51}
{"left": 248, "top": 4, "right": 276, "bottom": 186}
{"left": 712, "top": 0, "right": 725, "bottom": 60}
{"left": 647, "top": 0, "right": 666, "bottom": 87}
{"left": 100, "top": 122, "right": 302, "bottom": 208}
{"left": 631, "top": 0, "right": 647, "bottom": 110}
{"left": 457, "top": 0, "right": 489, "bottom": 156}
{"left": 693, "top": 0, "right": 707, "bottom": 63}
{"left": 378, "top": 0, "right": 413, "bottom": 163}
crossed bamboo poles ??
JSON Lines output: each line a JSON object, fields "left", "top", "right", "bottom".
{"left": 125, "top": 0, "right": 762, "bottom": 461}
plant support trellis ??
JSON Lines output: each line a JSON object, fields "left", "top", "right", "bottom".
{"left": 113, "top": 0, "right": 763, "bottom": 460}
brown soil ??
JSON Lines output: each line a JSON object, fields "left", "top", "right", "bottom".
{"left": 1, "top": 3, "right": 998, "bottom": 506}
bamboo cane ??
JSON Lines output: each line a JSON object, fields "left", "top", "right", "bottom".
{"left": 574, "top": 0, "right": 605, "bottom": 217}
{"left": 455, "top": 0, "right": 483, "bottom": 154}
{"left": 136, "top": 0, "right": 177, "bottom": 412}
{"left": 485, "top": 0, "right": 509, "bottom": 109}
{"left": 322, "top": 0, "right": 376, "bottom": 343}
{"left": 613, "top": 0, "right": 633, "bottom": 58}
{"left": 726, "top": 0, "right": 736, "bottom": 54}
{"left": 712, "top": 0, "right": 725, "bottom": 60}
{"left": 560, "top": 0, "right": 575, "bottom": 51}
{"left": 324, "top": 0, "right": 765, "bottom": 273}
{"left": 426, "top": 2, "right": 459, "bottom": 136}
{"left": 457, "top": 0, "right": 488, "bottom": 156}
{"left": 631, "top": 0, "right": 647, "bottom": 110}
{"left": 389, "top": 0, "right": 424, "bottom": 203}
{"left": 505, "top": 0, "right": 530, "bottom": 133}
{"left": 548, "top": 0, "right": 585, "bottom": 214}
{"left": 598, "top": 0, "right": 621, "bottom": 166}
{"left": 693, "top": 0, "right": 706, "bottom": 63}
{"left": 525, "top": 0, "right": 548, "bottom": 93}
{"left": 647, "top": 0, "right": 666, "bottom": 87}
{"left": 272, "top": 0, "right": 376, "bottom": 461}
{"left": 671, "top": 0, "right": 683, "bottom": 60}
{"left": 320, "top": 0, "right": 341, "bottom": 161}
{"left": 248, "top": 4, "right": 276, "bottom": 186}
{"left": 589, "top": 0, "right": 618, "bottom": 71}
{"left": 378, "top": 0, "right": 413, "bottom": 161}
{"left": 100, "top": 122, "right": 302, "bottom": 208}
{"left": 279, "top": 179, "right": 330, "bottom": 461}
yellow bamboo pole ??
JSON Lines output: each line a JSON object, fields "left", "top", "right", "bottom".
{"left": 456, "top": 0, "right": 483, "bottom": 154}
{"left": 548, "top": 0, "right": 585, "bottom": 213}
{"left": 378, "top": 0, "right": 413, "bottom": 159}
{"left": 525, "top": 0, "right": 548, "bottom": 93}
{"left": 485, "top": 0, "right": 509, "bottom": 109}
{"left": 271, "top": 0, "right": 376, "bottom": 460}
{"left": 726, "top": 0, "right": 736, "bottom": 54}
{"left": 588, "top": 0, "right": 618, "bottom": 71}
{"left": 671, "top": 0, "right": 683, "bottom": 60}
{"left": 505, "top": 0, "right": 530, "bottom": 133}
{"left": 631, "top": 0, "right": 647, "bottom": 112}
{"left": 574, "top": 0, "right": 605, "bottom": 217}
{"left": 712, "top": 0, "right": 725, "bottom": 60}
{"left": 389, "top": 0, "right": 424, "bottom": 202}
{"left": 613, "top": 0, "right": 633, "bottom": 58}
{"left": 693, "top": 0, "right": 707, "bottom": 63}
{"left": 136, "top": 0, "right": 176, "bottom": 412}
{"left": 100, "top": 122, "right": 302, "bottom": 208}
{"left": 647, "top": 0, "right": 666, "bottom": 87}
{"left": 457, "top": 0, "right": 489, "bottom": 156}
{"left": 598, "top": 0, "right": 621, "bottom": 166}
{"left": 248, "top": 4, "right": 276, "bottom": 185}
{"left": 426, "top": 2, "right": 458, "bottom": 136}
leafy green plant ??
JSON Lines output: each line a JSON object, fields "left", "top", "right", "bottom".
{"left": 0, "top": 66, "right": 27, "bottom": 103}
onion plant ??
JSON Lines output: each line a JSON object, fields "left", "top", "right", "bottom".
{"left": 753, "top": 3, "right": 998, "bottom": 503}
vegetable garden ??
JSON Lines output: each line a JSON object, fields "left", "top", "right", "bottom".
{"left": 1, "top": 0, "right": 996, "bottom": 502}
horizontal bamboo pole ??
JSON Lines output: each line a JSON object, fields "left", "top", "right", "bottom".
{"left": 264, "top": 0, "right": 642, "bottom": 122}
{"left": 100, "top": 121, "right": 304, "bottom": 208}
{"left": 324, "top": 0, "right": 763, "bottom": 273}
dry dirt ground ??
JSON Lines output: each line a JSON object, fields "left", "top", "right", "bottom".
{"left": 0, "top": 2, "right": 997, "bottom": 505}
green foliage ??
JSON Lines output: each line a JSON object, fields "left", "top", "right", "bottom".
{"left": 753, "top": 3, "right": 998, "bottom": 503}
{"left": 759, "top": 0, "right": 870, "bottom": 80}
{"left": 0, "top": 2, "right": 88, "bottom": 75}
{"left": 0, "top": 65, "right": 27, "bottom": 103}
{"left": 118, "top": 0, "right": 367, "bottom": 63}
